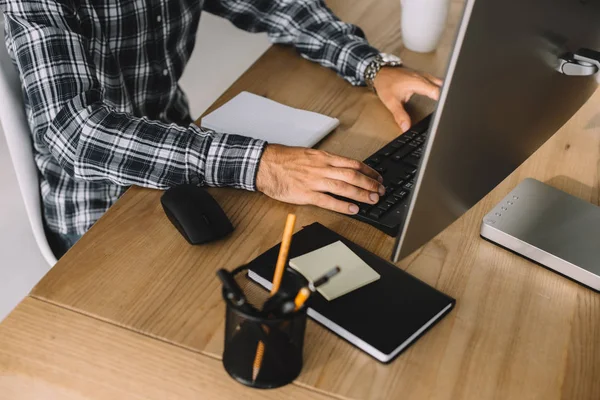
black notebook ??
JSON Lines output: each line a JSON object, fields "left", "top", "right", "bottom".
{"left": 247, "top": 222, "right": 455, "bottom": 363}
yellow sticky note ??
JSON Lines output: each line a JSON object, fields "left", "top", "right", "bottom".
{"left": 289, "top": 241, "right": 380, "bottom": 301}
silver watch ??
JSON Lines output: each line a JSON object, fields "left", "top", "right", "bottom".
{"left": 364, "top": 53, "right": 403, "bottom": 92}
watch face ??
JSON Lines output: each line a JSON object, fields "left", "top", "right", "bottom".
{"left": 380, "top": 53, "right": 402, "bottom": 64}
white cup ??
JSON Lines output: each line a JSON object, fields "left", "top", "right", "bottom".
{"left": 401, "top": 0, "right": 450, "bottom": 53}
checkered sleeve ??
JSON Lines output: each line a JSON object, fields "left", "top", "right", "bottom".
{"left": 203, "top": 0, "right": 380, "bottom": 85}
{"left": 2, "top": 2, "right": 266, "bottom": 191}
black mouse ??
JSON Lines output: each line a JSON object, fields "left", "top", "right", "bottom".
{"left": 161, "top": 184, "right": 234, "bottom": 245}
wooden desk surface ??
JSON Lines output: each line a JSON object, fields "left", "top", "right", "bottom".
{"left": 3, "top": 0, "right": 600, "bottom": 399}
{"left": 0, "top": 298, "right": 335, "bottom": 399}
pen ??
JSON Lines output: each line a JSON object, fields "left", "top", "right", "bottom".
{"left": 310, "top": 266, "right": 341, "bottom": 291}
{"left": 294, "top": 266, "right": 341, "bottom": 311}
{"left": 217, "top": 269, "right": 279, "bottom": 351}
{"left": 274, "top": 266, "right": 342, "bottom": 315}
{"left": 217, "top": 269, "right": 247, "bottom": 307}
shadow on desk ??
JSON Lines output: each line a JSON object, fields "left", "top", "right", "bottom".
{"left": 546, "top": 175, "right": 597, "bottom": 204}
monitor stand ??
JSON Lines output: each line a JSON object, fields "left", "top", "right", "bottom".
{"left": 480, "top": 178, "right": 600, "bottom": 291}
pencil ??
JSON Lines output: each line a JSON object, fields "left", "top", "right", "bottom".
{"left": 270, "top": 214, "right": 296, "bottom": 294}
{"left": 252, "top": 213, "right": 296, "bottom": 382}
{"left": 295, "top": 266, "right": 341, "bottom": 310}
{"left": 293, "top": 287, "right": 311, "bottom": 310}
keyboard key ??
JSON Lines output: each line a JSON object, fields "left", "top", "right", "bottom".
{"left": 405, "top": 131, "right": 420, "bottom": 139}
{"left": 385, "top": 195, "right": 399, "bottom": 204}
{"left": 365, "top": 160, "right": 376, "bottom": 168}
{"left": 375, "top": 166, "right": 386, "bottom": 174}
{"left": 403, "top": 182, "right": 415, "bottom": 191}
{"left": 393, "top": 189, "right": 408, "bottom": 199}
{"left": 390, "top": 177, "right": 404, "bottom": 187}
{"left": 385, "top": 186, "right": 395, "bottom": 195}
{"left": 411, "top": 125, "right": 427, "bottom": 134}
{"left": 359, "top": 205, "right": 370, "bottom": 215}
{"left": 368, "top": 208, "right": 385, "bottom": 220}
{"left": 392, "top": 147, "right": 413, "bottom": 161}
{"left": 378, "top": 148, "right": 394, "bottom": 157}
{"left": 408, "top": 141, "right": 419, "bottom": 148}
{"left": 367, "top": 156, "right": 382, "bottom": 164}
{"left": 391, "top": 142, "right": 403, "bottom": 149}
{"left": 394, "top": 137, "right": 408, "bottom": 145}
{"left": 403, "top": 156, "right": 420, "bottom": 167}
{"left": 393, "top": 208, "right": 407, "bottom": 218}
{"left": 377, "top": 202, "right": 393, "bottom": 211}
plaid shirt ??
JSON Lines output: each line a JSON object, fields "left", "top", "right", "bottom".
{"left": 1, "top": 0, "right": 379, "bottom": 237}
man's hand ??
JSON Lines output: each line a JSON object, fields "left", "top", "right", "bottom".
{"left": 256, "top": 144, "right": 385, "bottom": 215}
{"left": 374, "top": 67, "right": 443, "bottom": 132}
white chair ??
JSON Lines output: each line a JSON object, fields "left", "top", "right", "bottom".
{"left": 0, "top": 25, "right": 57, "bottom": 266}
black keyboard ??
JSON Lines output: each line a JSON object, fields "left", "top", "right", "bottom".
{"left": 343, "top": 115, "right": 432, "bottom": 236}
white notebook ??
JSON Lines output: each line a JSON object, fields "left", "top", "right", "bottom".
{"left": 201, "top": 91, "right": 340, "bottom": 147}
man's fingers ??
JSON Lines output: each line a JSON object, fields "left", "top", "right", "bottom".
{"left": 389, "top": 101, "right": 412, "bottom": 132}
{"left": 317, "top": 178, "right": 379, "bottom": 204}
{"left": 409, "top": 78, "right": 441, "bottom": 101}
{"left": 327, "top": 155, "right": 382, "bottom": 182}
{"left": 423, "top": 72, "right": 443, "bottom": 86}
{"left": 323, "top": 167, "right": 384, "bottom": 195}
{"left": 309, "top": 192, "right": 361, "bottom": 215}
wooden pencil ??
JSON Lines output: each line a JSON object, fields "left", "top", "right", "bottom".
{"left": 251, "top": 213, "right": 296, "bottom": 382}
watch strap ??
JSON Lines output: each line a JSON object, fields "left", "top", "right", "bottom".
{"left": 364, "top": 54, "right": 403, "bottom": 92}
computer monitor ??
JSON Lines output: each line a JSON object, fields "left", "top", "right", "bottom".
{"left": 393, "top": 0, "right": 600, "bottom": 262}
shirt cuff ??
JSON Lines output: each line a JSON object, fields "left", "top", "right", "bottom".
{"left": 187, "top": 124, "right": 267, "bottom": 191}
{"left": 338, "top": 40, "right": 380, "bottom": 86}
{"left": 350, "top": 44, "right": 379, "bottom": 86}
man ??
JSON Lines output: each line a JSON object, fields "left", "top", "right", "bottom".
{"left": 1, "top": 0, "right": 441, "bottom": 256}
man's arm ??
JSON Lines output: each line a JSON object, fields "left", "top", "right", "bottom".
{"left": 2, "top": 1, "right": 265, "bottom": 191}
{"left": 2, "top": 0, "right": 386, "bottom": 216}
{"left": 203, "top": 0, "right": 379, "bottom": 85}
{"left": 204, "top": 0, "right": 442, "bottom": 131}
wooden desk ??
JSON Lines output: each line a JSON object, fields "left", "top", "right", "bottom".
{"left": 2, "top": 0, "right": 600, "bottom": 398}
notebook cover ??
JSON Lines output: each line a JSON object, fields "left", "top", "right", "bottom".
{"left": 201, "top": 91, "right": 339, "bottom": 148}
{"left": 246, "top": 222, "right": 455, "bottom": 363}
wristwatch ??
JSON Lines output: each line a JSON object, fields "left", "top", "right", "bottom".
{"left": 364, "top": 53, "right": 403, "bottom": 92}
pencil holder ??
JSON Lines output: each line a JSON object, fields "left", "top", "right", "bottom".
{"left": 221, "top": 266, "right": 308, "bottom": 389}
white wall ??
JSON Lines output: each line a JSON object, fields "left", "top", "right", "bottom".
{"left": 0, "top": 13, "right": 270, "bottom": 321}
{"left": 180, "top": 13, "right": 270, "bottom": 118}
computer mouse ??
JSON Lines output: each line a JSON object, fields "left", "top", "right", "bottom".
{"left": 161, "top": 184, "right": 234, "bottom": 245}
